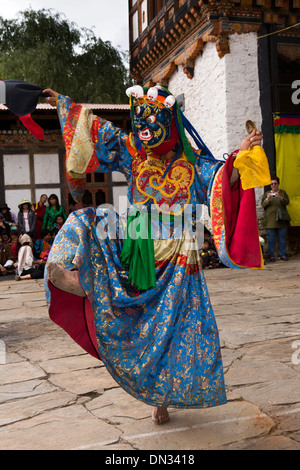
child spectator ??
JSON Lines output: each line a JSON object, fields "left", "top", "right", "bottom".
{"left": 54, "top": 215, "right": 65, "bottom": 231}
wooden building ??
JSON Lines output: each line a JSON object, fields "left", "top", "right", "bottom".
{"left": 0, "top": 103, "right": 130, "bottom": 217}
{"left": 129, "top": 0, "right": 299, "bottom": 164}
{"left": 129, "top": 0, "right": 300, "bottom": 252}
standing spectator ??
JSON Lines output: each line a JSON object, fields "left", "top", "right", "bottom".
{"left": 33, "top": 194, "right": 47, "bottom": 240}
{"left": 18, "top": 199, "right": 36, "bottom": 239}
{"left": 42, "top": 194, "right": 67, "bottom": 231}
{"left": 0, "top": 203, "right": 18, "bottom": 227}
{"left": 261, "top": 176, "right": 290, "bottom": 262}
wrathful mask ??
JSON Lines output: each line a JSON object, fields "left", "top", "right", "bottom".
{"left": 126, "top": 85, "right": 214, "bottom": 163}
{"left": 134, "top": 101, "right": 173, "bottom": 148}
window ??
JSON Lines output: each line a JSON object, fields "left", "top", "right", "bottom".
{"left": 132, "top": 10, "right": 139, "bottom": 41}
{"left": 141, "top": 0, "right": 148, "bottom": 32}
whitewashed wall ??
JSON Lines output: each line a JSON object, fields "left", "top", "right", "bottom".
{"left": 169, "top": 41, "right": 227, "bottom": 159}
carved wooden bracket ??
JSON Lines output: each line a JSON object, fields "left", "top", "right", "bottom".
{"left": 183, "top": 60, "right": 195, "bottom": 79}
{"left": 216, "top": 33, "right": 230, "bottom": 58}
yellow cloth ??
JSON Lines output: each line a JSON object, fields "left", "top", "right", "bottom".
{"left": 233, "top": 146, "right": 271, "bottom": 190}
{"left": 274, "top": 132, "right": 300, "bottom": 227}
{"left": 66, "top": 106, "right": 97, "bottom": 178}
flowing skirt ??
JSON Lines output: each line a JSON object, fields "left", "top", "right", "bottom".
{"left": 45, "top": 207, "right": 227, "bottom": 408}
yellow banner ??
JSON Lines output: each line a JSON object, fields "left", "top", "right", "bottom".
{"left": 274, "top": 132, "right": 300, "bottom": 226}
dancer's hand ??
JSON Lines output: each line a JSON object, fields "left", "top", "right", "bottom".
{"left": 239, "top": 130, "right": 263, "bottom": 151}
{"left": 42, "top": 88, "right": 59, "bottom": 107}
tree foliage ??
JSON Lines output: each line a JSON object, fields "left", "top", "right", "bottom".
{"left": 0, "top": 8, "right": 131, "bottom": 103}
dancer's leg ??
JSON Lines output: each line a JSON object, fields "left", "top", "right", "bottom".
{"left": 47, "top": 262, "right": 86, "bottom": 297}
{"left": 152, "top": 407, "right": 170, "bottom": 424}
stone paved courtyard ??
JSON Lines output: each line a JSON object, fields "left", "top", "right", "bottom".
{"left": 0, "top": 256, "right": 300, "bottom": 450}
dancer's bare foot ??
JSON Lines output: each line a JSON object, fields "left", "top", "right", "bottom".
{"left": 47, "top": 262, "right": 86, "bottom": 297}
{"left": 152, "top": 407, "right": 169, "bottom": 424}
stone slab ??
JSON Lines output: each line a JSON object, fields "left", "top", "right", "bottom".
{"left": 0, "top": 390, "right": 78, "bottom": 426}
{"left": 237, "top": 338, "right": 299, "bottom": 364}
{"left": 0, "top": 361, "right": 46, "bottom": 385}
{"left": 86, "top": 387, "right": 153, "bottom": 423}
{"left": 48, "top": 366, "right": 118, "bottom": 395}
{"left": 0, "top": 404, "right": 122, "bottom": 450}
{"left": 234, "top": 379, "right": 300, "bottom": 411}
{"left": 0, "top": 379, "right": 58, "bottom": 403}
{"left": 225, "top": 360, "right": 298, "bottom": 387}
{"left": 218, "top": 320, "right": 300, "bottom": 347}
{"left": 119, "top": 401, "right": 275, "bottom": 450}
{"left": 38, "top": 353, "right": 102, "bottom": 374}
{"left": 216, "top": 435, "right": 300, "bottom": 450}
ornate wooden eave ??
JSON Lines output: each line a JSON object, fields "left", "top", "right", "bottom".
{"left": 130, "top": 0, "right": 300, "bottom": 86}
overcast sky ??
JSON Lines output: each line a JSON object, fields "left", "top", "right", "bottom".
{"left": 1, "top": 0, "right": 129, "bottom": 52}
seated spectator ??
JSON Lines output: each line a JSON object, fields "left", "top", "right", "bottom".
{"left": 33, "top": 230, "right": 52, "bottom": 261}
{"left": 15, "top": 234, "right": 45, "bottom": 281}
{"left": 18, "top": 199, "right": 36, "bottom": 239}
{"left": 259, "top": 236, "right": 265, "bottom": 255}
{"left": 10, "top": 228, "right": 20, "bottom": 262}
{"left": 0, "top": 234, "right": 15, "bottom": 276}
{"left": 0, "top": 203, "right": 18, "bottom": 227}
{"left": 1, "top": 230, "right": 11, "bottom": 246}
{"left": 200, "top": 240, "right": 219, "bottom": 269}
{"left": 0, "top": 214, "right": 11, "bottom": 237}
{"left": 50, "top": 228, "right": 59, "bottom": 244}
{"left": 202, "top": 226, "right": 225, "bottom": 269}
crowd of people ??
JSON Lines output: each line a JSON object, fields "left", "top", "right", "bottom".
{"left": 0, "top": 194, "right": 67, "bottom": 280}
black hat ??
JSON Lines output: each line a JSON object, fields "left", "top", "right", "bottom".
{"left": 0, "top": 203, "right": 11, "bottom": 211}
{"left": 0, "top": 79, "right": 50, "bottom": 139}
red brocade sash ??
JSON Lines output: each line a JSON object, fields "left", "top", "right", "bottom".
{"left": 211, "top": 154, "right": 263, "bottom": 269}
